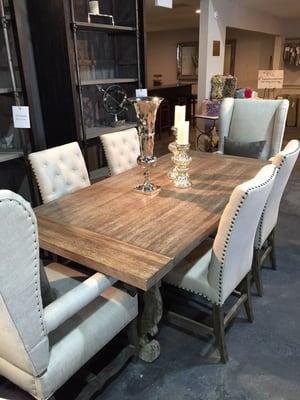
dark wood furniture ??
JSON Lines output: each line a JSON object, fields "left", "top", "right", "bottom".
{"left": 27, "top": 0, "right": 145, "bottom": 173}
{"left": 148, "top": 84, "right": 193, "bottom": 131}
{"left": 0, "top": 0, "right": 45, "bottom": 201}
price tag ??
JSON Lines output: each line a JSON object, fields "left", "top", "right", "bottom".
{"left": 12, "top": 106, "right": 31, "bottom": 129}
{"left": 135, "top": 88, "right": 148, "bottom": 97}
{"left": 155, "top": 0, "right": 172, "bottom": 8}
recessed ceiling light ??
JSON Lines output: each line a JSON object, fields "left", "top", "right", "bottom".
{"left": 196, "top": 9, "right": 201, "bottom": 14}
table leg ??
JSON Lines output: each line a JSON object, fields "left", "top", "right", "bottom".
{"left": 138, "top": 283, "right": 163, "bottom": 363}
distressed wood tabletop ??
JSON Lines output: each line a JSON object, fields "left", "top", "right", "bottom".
{"left": 36, "top": 151, "right": 267, "bottom": 290}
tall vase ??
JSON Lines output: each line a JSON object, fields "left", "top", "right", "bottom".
{"left": 128, "top": 96, "right": 163, "bottom": 195}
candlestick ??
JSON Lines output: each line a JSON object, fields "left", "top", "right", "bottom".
{"left": 177, "top": 120, "right": 189, "bottom": 145}
{"left": 174, "top": 105, "right": 186, "bottom": 129}
{"left": 168, "top": 126, "right": 178, "bottom": 180}
{"left": 172, "top": 144, "right": 192, "bottom": 188}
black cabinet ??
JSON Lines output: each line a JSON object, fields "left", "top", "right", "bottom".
{"left": 27, "top": 0, "right": 145, "bottom": 172}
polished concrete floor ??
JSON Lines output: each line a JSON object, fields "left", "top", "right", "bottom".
{"left": 1, "top": 128, "right": 299, "bottom": 400}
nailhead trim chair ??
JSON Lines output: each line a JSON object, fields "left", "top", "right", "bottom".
{"left": 219, "top": 98, "right": 289, "bottom": 159}
{"left": 0, "top": 190, "right": 138, "bottom": 400}
{"left": 100, "top": 128, "right": 140, "bottom": 176}
{"left": 164, "top": 164, "right": 277, "bottom": 362}
{"left": 29, "top": 142, "right": 90, "bottom": 204}
{"left": 253, "top": 139, "right": 300, "bottom": 296}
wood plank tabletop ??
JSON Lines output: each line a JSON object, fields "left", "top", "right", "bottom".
{"left": 36, "top": 151, "right": 267, "bottom": 290}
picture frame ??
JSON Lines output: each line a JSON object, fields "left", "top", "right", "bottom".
{"left": 177, "top": 42, "right": 198, "bottom": 81}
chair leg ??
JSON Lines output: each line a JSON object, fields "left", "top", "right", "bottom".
{"left": 212, "top": 304, "right": 228, "bottom": 363}
{"left": 252, "top": 248, "right": 263, "bottom": 297}
{"left": 242, "top": 273, "right": 254, "bottom": 322}
{"left": 269, "top": 230, "right": 277, "bottom": 271}
{"left": 126, "top": 318, "right": 139, "bottom": 361}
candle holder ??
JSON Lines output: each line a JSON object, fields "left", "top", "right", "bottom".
{"left": 128, "top": 96, "right": 163, "bottom": 195}
{"left": 172, "top": 144, "right": 192, "bottom": 188}
{"left": 168, "top": 126, "right": 178, "bottom": 180}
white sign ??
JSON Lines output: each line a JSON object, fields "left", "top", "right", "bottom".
{"left": 135, "top": 88, "right": 148, "bottom": 97}
{"left": 12, "top": 106, "right": 31, "bottom": 129}
{"left": 258, "top": 70, "right": 284, "bottom": 89}
{"left": 155, "top": 0, "right": 172, "bottom": 8}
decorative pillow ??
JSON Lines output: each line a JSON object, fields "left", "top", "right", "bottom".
{"left": 40, "top": 260, "right": 55, "bottom": 307}
{"left": 224, "top": 138, "right": 266, "bottom": 159}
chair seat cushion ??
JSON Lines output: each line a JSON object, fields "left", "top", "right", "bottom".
{"left": 164, "top": 240, "right": 218, "bottom": 304}
{"left": 34, "top": 263, "right": 138, "bottom": 399}
{"left": 224, "top": 138, "right": 266, "bottom": 159}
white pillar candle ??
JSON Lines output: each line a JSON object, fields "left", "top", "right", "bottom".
{"left": 177, "top": 121, "right": 190, "bottom": 145}
{"left": 89, "top": 1, "right": 99, "bottom": 14}
{"left": 174, "top": 105, "right": 186, "bottom": 129}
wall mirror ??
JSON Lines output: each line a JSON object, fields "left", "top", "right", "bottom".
{"left": 177, "top": 42, "right": 198, "bottom": 81}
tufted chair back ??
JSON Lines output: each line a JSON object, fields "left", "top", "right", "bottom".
{"left": 0, "top": 190, "right": 49, "bottom": 377}
{"left": 219, "top": 98, "right": 289, "bottom": 159}
{"left": 101, "top": 128, "right": 140, "bottom": 175}
{"left": 255, "top": 139, "right": 300, "bottom": 249}
{"left": 208, "top": 164, "right": 277, "bottom": 304}
{"left": 29, "top": 142, "right": 90, "bottom": 204}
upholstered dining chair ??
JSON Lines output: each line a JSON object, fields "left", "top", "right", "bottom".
{"left": 29, "top": 142, "right": 90, "bottom": 204}
{"left": 253, "top": 139, "right": 300, "bottom": 296}
{"left": 101, "top": 128, "right": 140, "bottom": 175}
{"left": 218, "top": 98, "right": 289, "bottom": 159}
{"left": 164, "top": 164, "right": 277, "bottom": 363}
{"left": 0, "top": 190, "right": 138, "bottom": 400}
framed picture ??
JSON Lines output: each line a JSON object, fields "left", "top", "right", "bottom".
{"left": 177, "top": 42, "right": 198, "bottom": 81}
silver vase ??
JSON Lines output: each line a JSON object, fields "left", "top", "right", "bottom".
{"left": 128, "top": 96, "right": 163, "bottom": 195}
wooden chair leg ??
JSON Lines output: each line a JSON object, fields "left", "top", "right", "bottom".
{"left": 212, "top": 305, "right": 228, "bottom": 363}
{"left": 252, "top": 249, "right": 263, "bottom": 297}
{"left": 269, "top": 230, "right": 277, "bottom": 271}
{"left": 242, "top": 273, "right": 254, "bottom": 322}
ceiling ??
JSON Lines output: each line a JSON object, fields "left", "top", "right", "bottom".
{"left": 144, "top": 0, "right": 200, "bottom": 32}
{"left": 235, "top": 0, "right": 300, "bottom": 19}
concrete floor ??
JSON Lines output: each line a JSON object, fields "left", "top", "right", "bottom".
{"left": 1, "top": 128, "right": 299, "bottom": 400}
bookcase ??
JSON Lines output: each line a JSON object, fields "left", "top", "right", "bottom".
{"left": 28, "top": 0, "right": 145, "bottom": 173}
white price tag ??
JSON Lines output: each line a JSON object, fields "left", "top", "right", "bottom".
{"left": 135, "top": 88, "right": 148, "bottom": 97}
{"left": 12, "top": 106, "right": 31, "bottom": 129}
{"left": 155, "top": 0, "right": 172, "bottom": 8}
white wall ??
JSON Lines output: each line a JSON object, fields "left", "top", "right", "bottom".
{"left": 226, "top": 28, "right": 275, "bottom": 91}
{"left": 146, "top": 28, "right": 199, "bottom": 87}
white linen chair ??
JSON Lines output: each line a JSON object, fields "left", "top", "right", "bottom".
{"left": 253, "top": 139, "right": 300, "bottom": 296}
{"left": 164, "top": 164, "right": 277, "bottom": 363}
{"left": 219, "top": 98, "right": 289, "bottom": 159}
{"left": 0, "top": 190, "right": 138, "bottom": 400}
{"left": 29, "top": 142, "right": 90, "bottom": 204}
{"left": 101, "top": 128, "right": 140, "bottom": 175}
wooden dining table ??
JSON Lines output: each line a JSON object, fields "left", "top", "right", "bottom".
{"left": 35, "top": 151, "right": 266, "bottom": 362}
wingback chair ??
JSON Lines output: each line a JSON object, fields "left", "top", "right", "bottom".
{"left": 29, "top": 142, "right": 90, "bottom": 204}
{"left": 164, "top": 164, "right": 277, "bottom": 363}
{"left": 0, "top": 190, "right": 138, "bottom": 400}
{"left": 253, "top": 139, "right": 300, "bottom": 296}
{"left": 219, "top": 98, "right": 289, "bottom": 159}
{"left": 101, "top": 128, "right": 140, "bottom": 175}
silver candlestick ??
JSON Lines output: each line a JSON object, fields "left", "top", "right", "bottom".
{"left": 172, "top": 143, "right": 192, "bottom": 188}
{"left": 128, "top": 96, "right": 163, "bottom": 195}
{"left": 168, "top": 126, "right": 178, "bottom": 180}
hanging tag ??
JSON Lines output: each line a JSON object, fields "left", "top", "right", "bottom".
{"left": 12, "top": 106, "right": 31, "bottom": 129}
{"left": 135, "top": 88, "right": 148, "bottom": 97}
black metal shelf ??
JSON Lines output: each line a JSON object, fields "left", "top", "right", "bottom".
{"left": 80, "top": 78, "right": 138, "bottom": 86}
{"left": 75, "top": 21, "right": 136, "bottom": 33}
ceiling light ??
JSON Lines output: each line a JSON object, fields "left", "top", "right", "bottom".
{"left": 196, "top": 9, "right": 201, "bottom": 14}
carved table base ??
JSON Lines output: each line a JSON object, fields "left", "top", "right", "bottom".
{"left": 138, "top": 283, "right": 163, "bottom": 362}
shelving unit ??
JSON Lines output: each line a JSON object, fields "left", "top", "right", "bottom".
{"left": 28, "top": 0, "right": 145, "bottom": 173}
